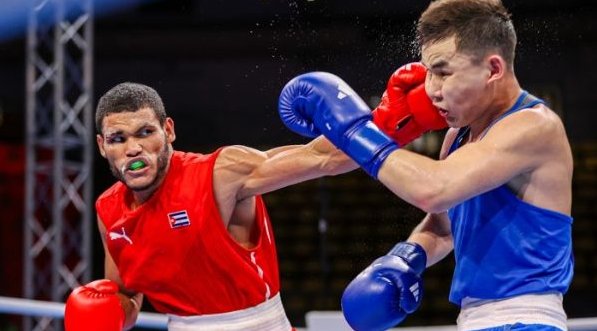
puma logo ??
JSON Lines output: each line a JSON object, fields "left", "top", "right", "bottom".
{"left": 109, "top": 227, "right": 133, "bottom": 245}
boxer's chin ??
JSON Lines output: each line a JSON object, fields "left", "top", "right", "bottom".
{"left": 126, "top": 145, "right": 171, "bottom": 193}
{"left": 125, "top": 174, "right": 158, "bottom": 192}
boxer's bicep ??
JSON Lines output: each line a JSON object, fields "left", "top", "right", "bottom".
{"left": 213, "top": 145, "right": 295, "bottom": 223}
{"left": 97, "top": 218, "right": 137, "bottom": 295}
{"left": 97, "top": 219, "right": 121, "bottom": 284}
{"left": 233, "top": 143, "right": 323, "bottom": 198}
{"left": 217, "top": 139, "right": 355, "bottom": 201}
{"left": 213, "top": 145, "right": 270, "bottom": 210}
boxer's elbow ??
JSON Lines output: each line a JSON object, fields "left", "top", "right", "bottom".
{"left": 417, "top": 199, "right": 451, "bottom": 214}
{"left": 410, "top": 181, "right": 453, "bottom": 214}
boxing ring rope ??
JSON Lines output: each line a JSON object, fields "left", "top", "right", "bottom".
{"left": 2, "top": 295, "right": 597, "bottom": 330}
{"left": 0, "top": 296, "right": 167, "bottom": 329}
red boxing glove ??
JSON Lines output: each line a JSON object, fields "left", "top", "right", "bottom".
{"left": 372, "top": 62, "right": 447, "bottom": 146}
{"left": 65, "top": 279, "right": 125, "bottom": 331}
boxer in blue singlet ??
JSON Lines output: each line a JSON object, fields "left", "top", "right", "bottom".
{"left": 337, "top": 0, "right": 575, "bottom": 328}
{"left": 444, "top": 91, "right": 572, "bottom": 331}
{"left": 277, "top": 0, "right": 575, "bottom": 330}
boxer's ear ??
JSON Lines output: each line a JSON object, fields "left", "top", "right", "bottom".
{"left": 164, "top": 117, "right": 176, "bottom": 144}
{"left": 486, "top": 54, "right": 506, "bottom": 84}
{"left": 97, "top": 134, "right": 107, "bottom": 158}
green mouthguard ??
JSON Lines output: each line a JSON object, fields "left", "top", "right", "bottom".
{"left": 129, "top": 160, "right": 145, "bottom": 171}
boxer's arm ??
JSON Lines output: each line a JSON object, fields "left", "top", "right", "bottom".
{"left": 407, "top": 212, "right": 453, "bottom": 267}
{"left": 376, "top": 108, "right": 556, "bottom": 213}
{"left": 262, "top": 136, "right": 358, "bottom": 176}
{"left": 214, "top": 135, "right": 357, "bottom": 203}
{"left": 396, "top": 131, "right": 454, "bottom": 267}
{"left": 98, "top": 219, "right": 143, "bottom": 330}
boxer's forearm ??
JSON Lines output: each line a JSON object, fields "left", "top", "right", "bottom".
{"left": 264, "top": 144, "right": 303, "bottom": 158}
{"left": 224, "top": 138, "right": 357, "bottom": 200}
{"left": 407, "top": 213, "right": 453, "bottom": 267}
{"left": 308, "top": 135, "right": 359, "bottom": 175}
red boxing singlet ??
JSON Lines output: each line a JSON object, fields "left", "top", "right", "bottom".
{"left": 96, "top": 150, "right": 281, "bottom": 316}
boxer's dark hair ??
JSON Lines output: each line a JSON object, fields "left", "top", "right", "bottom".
{"left": 417, "top": 0, "right": 516, "bottom": 68}
{"left": 95, "top": 82, "right": 167, "bottom": 134}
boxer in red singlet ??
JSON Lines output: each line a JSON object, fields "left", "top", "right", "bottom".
{"left": 63, "top": 82, "right": 355, "bottom": 331}
{"left": 64, "top": 77, "right": 444, "bottom": 330}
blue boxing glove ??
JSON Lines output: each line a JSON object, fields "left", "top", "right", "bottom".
{"left": 278, "top": 72, "right": 398, "bottom": 178}
{"left": 341, "top": 242, "right": 426, "bottom": 331}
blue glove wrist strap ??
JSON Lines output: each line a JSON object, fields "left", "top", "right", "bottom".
{"left": 388, "top": 242, "right": 427, "bottom": 275}
{"left": 340, "top": 121, "right": 399, "bottom": 178}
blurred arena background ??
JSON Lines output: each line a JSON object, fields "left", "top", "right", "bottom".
{"left": 0, "top": 0, "right": 596, "bottom": 330}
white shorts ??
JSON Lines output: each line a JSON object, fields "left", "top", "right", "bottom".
{"left": 167, "top": 293, "right": 292, "bottom": 331}
{"left": 457, "top": 293, "right": 567, "bottom": 331}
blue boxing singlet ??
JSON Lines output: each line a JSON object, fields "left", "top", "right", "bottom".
{"left": 447, "top": 91, "right": 574, "bottom": 306}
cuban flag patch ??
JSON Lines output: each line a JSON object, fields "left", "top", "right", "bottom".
{"left": 167, "top": 210, "right": 191, "bottom": 229}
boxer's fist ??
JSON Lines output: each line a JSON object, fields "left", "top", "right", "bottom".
{"left": 341, "top": 242, "right": 426, "bottom": 331}
{"left": 65, "top": 279, "right": 125, "bottom": 331}
{"left": 373, "top": 62, "right": 447, "bottom": 146}
{"left": 278, "top": 72, "right": 397, "bottom": 177}
{"left": 278, "top": 71, "right": 372, "bottom": 139}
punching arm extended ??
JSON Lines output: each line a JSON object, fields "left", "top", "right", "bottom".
{"left": 278, "top": 71, "right": 399, "bottom": 177}
{"left": 211, "top": 135, "right": 358, "bottom": 223}
{"left": 278, "top": 65, "right": 447, "bottom": 179}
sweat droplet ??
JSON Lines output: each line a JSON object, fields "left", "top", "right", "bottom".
{"left": 130, "top": 160, "right": 145, "bottom": 171}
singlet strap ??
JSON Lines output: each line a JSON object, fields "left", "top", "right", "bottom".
{"left": 447, "top": 90, "right": 545, "bottom": 154}
{"left": 482, "top": 90, "right": 544, "bottom": 137}
{"left": 448, "top": 127, "right": 470, "bottom": 155}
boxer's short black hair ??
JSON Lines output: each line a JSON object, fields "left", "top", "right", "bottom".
{"left": 417, "top": 0, "right": 516, "bottom": 68}
{"left": 96, "top": 82, "right": 167, "bottom": 134}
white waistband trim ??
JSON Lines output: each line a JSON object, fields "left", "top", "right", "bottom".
{"left": 167, "top": 293, "right": 292, "bottom": 331}
{"left": 457, "top": 293, "right": 567, "bottom": 331}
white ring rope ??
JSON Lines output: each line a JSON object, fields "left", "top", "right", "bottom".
{"left": 1, "top": 296, "right": 597, "bottom": 330}
{"left": 0, "top": 296, "right": 167, "bottom": 329}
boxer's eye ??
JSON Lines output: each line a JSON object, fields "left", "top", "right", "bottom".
{"left": 137, "top": 128, "right": 154, "bottom": 138}
{"left": 433, "top": 70, "right": 449, "bottom": 78}
{"left": 135, "top": 127, "right": 155, "bottom": 138}
{"left": 106, "top": 134, "right": 125, "bottom": 144}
